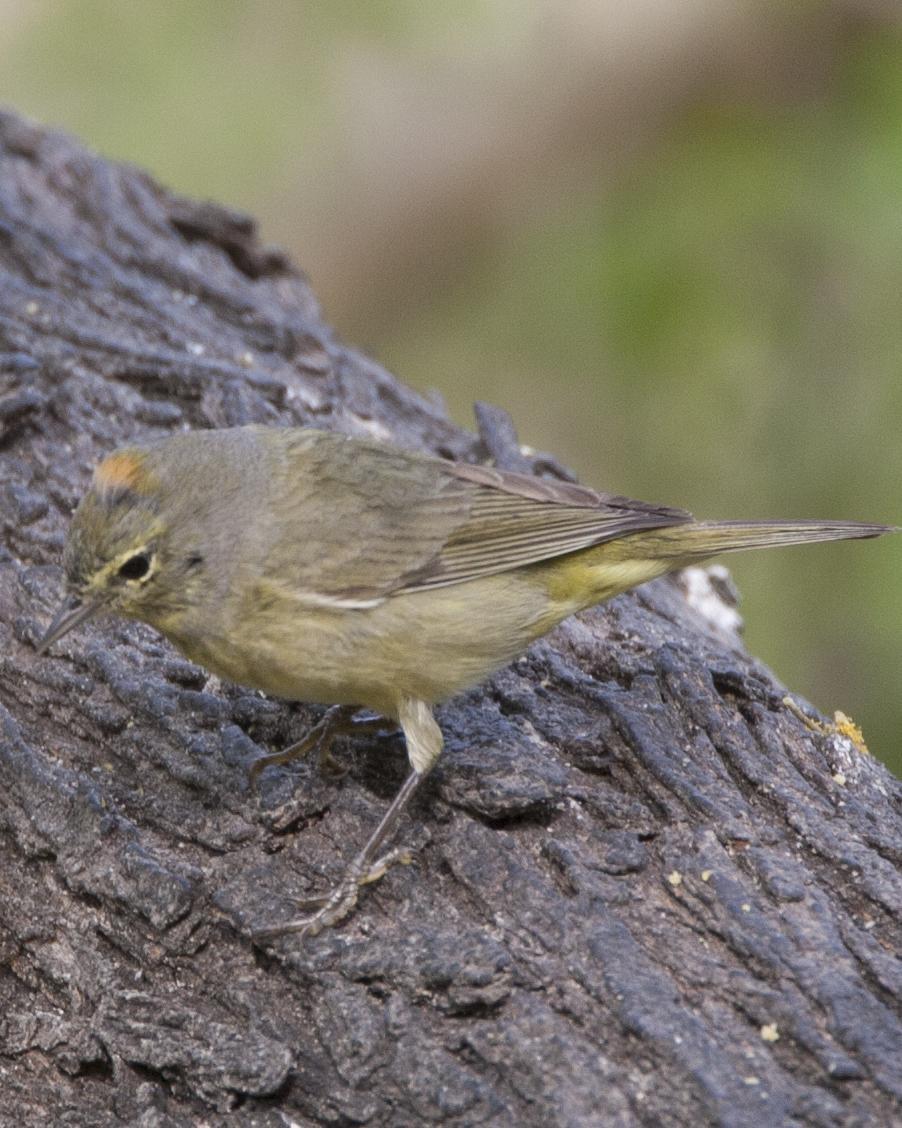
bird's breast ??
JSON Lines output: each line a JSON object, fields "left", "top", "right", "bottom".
{"left": 160, "top": 569, "right": 562, "bottom": 715}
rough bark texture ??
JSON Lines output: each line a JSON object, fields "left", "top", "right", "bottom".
{"left": 0, "top": 111, "right": 899, "bottom": 1128}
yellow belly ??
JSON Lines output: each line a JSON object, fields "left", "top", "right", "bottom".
{"left": 160, "top": 542, "right": 673, "bottom": 715}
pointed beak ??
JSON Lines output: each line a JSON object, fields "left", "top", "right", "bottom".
{"left": 35, "top": 594, "right": 108, "bottom": 655}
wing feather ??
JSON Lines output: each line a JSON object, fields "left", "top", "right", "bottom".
{"left": 264, "top": 429, "right": 692, "bottom": 601}
{"left": 395, "top": 462, "right": 692, "bottom": 594}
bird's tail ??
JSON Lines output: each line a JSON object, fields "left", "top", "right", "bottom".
{"left": 636, "top": 519, "right": 895, "bottom": 561}
{"left": 542, "top": 517, "right": 894, "bottom": 616}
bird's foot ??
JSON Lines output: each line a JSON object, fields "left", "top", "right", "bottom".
{"left": 252, "top": 847, "right": 413, "bottom": 941}
{"left": 249, "top": 707, "right": 393, "bottom": 784}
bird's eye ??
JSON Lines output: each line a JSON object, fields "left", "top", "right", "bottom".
{"left": 118, "top": 553, "right": 152, "bottom": 581}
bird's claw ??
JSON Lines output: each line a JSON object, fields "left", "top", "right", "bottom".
{"left": 316, "top": 745, "right": 350, "bottom": 779}
{"left": 252, "top": 847, "right": 413, "bottom": 941}
{"left": 248, "top": 705, "right": 385, "bottom": 785}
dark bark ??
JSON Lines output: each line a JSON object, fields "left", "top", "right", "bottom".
{"left": 0, "top": 110, "right": 899, "bottom": 1128}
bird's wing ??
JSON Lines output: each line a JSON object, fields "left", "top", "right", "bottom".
{"left": 396, "top": 460, "right": 690, "bottom": 595}
{"left": 267, "top": 430, "right": 692, "bottom": 603}
{"left": 400, "top": 461, "right": 692, "bottom": 593}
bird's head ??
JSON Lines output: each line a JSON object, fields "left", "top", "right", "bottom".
{"left": 37, "top": 447, "right": 206, "bottom": 651}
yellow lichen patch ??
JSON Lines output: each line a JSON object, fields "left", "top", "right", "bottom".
{"left": 831, "top": 711, "right": 868, "bottom": 754}
{"left": 94, "top": 450, "right": 149, "bottom": 494}
{"left": 782, "top": 697, "right": 870, "bottom": 756}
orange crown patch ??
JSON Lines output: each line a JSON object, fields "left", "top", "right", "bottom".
{"left": 93, "top": 450, "right": 149, "bottom": 495}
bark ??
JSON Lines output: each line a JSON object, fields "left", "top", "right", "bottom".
{"left": 0, "top": 110, "right": 899, "bottom": 1128}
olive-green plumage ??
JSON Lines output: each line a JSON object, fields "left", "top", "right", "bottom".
{"left": 38, "top": 425, "right": 893, "bottom": 936}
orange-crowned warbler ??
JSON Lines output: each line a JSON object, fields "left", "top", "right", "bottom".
{"left": 36, "top": 425, "right": 894, "bottom": 936}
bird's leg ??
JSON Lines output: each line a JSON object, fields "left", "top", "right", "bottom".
{"left": 253, "top": 695, "right": 442, "bottom": 940}
{"left": 248, "top": 705, "right": 392, "bottom": 783}
{"left": 254, "top": 769, "right": 424, "bottom": 938}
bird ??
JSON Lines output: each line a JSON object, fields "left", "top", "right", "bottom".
{"left": 36, "top": 424, "right": 894, "bottom": 937}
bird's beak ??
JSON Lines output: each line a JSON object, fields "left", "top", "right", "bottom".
{"left": 35, "top": 594, "right": 108, "bottom": 655}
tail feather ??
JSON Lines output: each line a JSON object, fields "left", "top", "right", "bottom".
{"left": 643, "top": 519, "right": 896, "bottom": 560}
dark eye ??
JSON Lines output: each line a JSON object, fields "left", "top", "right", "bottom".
{"left": 118, "top": 553, "right": 151, "bottom": 581}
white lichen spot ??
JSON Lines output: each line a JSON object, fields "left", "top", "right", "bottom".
{"left": 679, "top": 565, "right": 744, "bottom": 635}
{"left": 187, "top": 341, "right": 205, "bottom": 356}
{"left": 667, "top": 871, "right": 683, "bottom": 887}
{"left": 701, "top": 870, "right": 713, "bottom": 882}
{"left": 350, "top": 416, "right": 393, "bottom": 441}
{"left": 760, "top": 1023, "right": 780, "bottom": 1042}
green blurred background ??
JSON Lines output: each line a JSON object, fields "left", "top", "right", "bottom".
{"left": 2, "top": 1, "right": 899, "bottom": 771}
